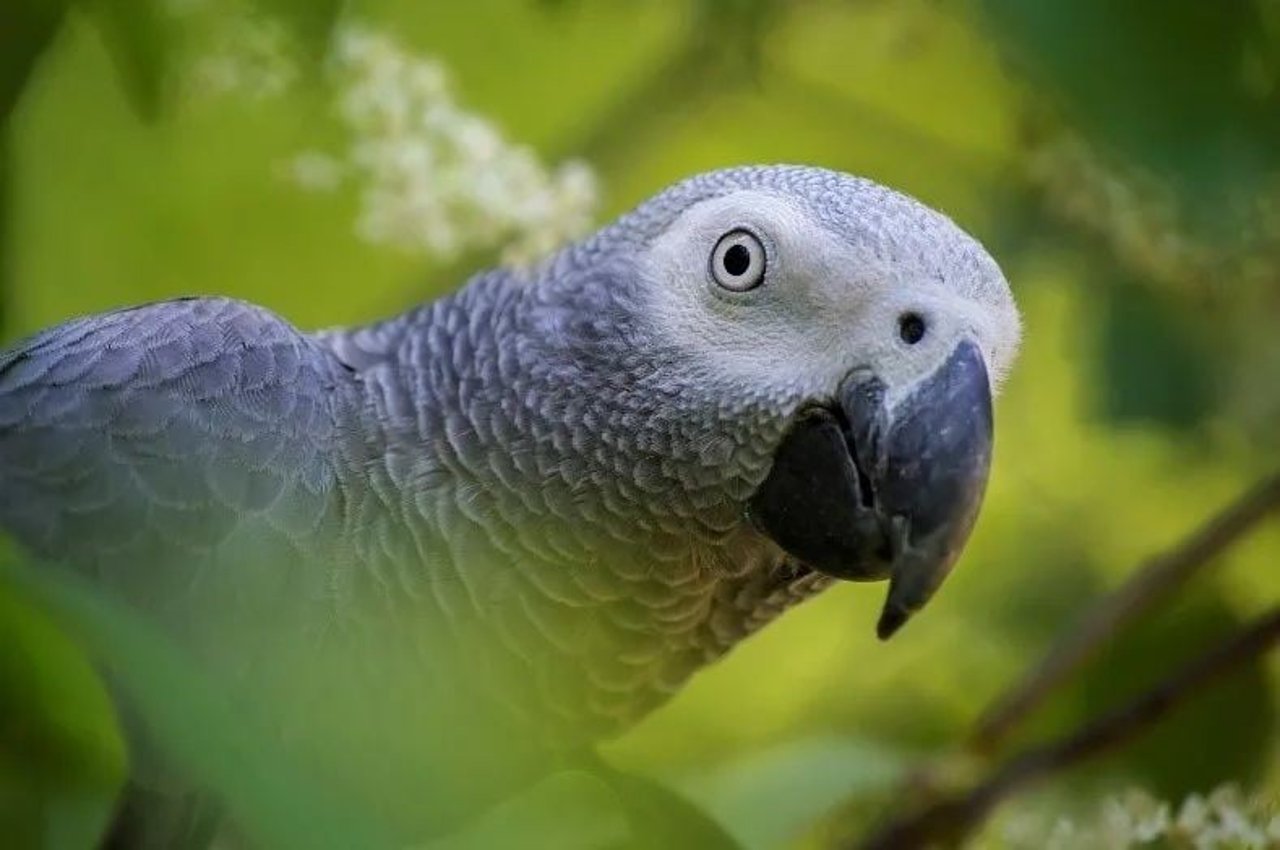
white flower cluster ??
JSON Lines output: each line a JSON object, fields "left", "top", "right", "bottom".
{"left": 291, "top": 26, "right": 599, "bottom": 265}
{"left": 174, "top": 2, "right": 299, "bottom": 101}
{"left": 994, "top": 786, "right": 1280, "bottom": 850}
{"left": 170, "top": 3, "right": 599, "bottom": 265}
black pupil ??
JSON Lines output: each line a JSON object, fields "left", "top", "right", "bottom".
{"left": 899, "top": 313, "right": 926, "bottom": 344}
{"left": 723, "top": 243, "right": 752, "bottom": 276}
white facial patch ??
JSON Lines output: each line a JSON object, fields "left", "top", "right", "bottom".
{"left": 636, "top": 187, "right": 1020, "bottom": 410}
{"left": 639, "top": 192, "right": 864, "bottom": 401}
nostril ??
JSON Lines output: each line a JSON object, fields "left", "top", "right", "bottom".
{"left": 898, "top": 312, "right": 927, "bottom": 345}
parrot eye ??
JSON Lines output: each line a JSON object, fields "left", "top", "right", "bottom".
{"left": 898, "top": 312, "right": 927, "bottom": 345}
{"left": 710, "top": 230, "right": 766, "bottom": 292}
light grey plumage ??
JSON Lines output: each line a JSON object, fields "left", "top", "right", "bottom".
{"left": 0, "top": 165, "right": 1019, "bottom": 842}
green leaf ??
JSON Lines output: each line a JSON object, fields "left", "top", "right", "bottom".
{"left": 0, "top": 573, "right": 123, "bottom": 848}
{"left": 674, "top": 737, "right": 909, "bottom": 850}
{"left": 4, "top": 556, "right": 395, "bottom": 850}
{"left": 1094, "top": 276, "right": 1217, "bottom": 431}
{"left": 41, "top": 790, "right": 120, "bottom": 850}
{"left": 84, "top": 0, "right": 172, "bottom": 121}
{"left": 0, "top": 0, "right": 71, "bottom": 126}
{"left": 589, "top": 762, "right": 744, "bottom": 850}
{"left": 424, "top": 770, "right": 629, "bottom": 850}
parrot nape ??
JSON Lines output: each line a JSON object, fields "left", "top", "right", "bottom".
{"left": 0, "top": 165, "right": 1020, "bottom": 847}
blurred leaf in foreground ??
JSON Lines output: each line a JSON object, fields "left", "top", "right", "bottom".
{"left": 0, "top": 570, "right": 122, "bottom": 849}
{"left": 675, "top": 736, "right": 909, "bottom": 850}
{"left": 4, "top": 553, "right": 663, "bottom": 849}
{"left": 586, "top": 761, "right": 744, "bottom": 850}
{"left": 3, "top": 554, "right": 394, "bottom": 850}
{"left": 421, "top": 770, "right": 628, "bottom": 850}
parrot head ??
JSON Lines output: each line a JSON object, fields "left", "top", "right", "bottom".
{"left": 530, "top": 165, "right": 1020, "bottom": 640}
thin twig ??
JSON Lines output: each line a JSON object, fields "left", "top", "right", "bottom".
{"left": 857, "top": 606, "right": 1280, "bottom": 850}
{"left": 971, "top": 470, "right": 1280, "bottom": 752}
{"left": 859, "top": 471, "right": 1280, "bottom": 845}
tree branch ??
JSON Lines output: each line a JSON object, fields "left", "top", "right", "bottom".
{"left": 971, "top": 470, "right": 1280, "bottom": 752}
{"left": 857, "top": 606, "right": 1280, "bottom": 850}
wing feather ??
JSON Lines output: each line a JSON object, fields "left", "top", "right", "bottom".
{"left": 0, "top": 298, "right": 352, "bottom": 616}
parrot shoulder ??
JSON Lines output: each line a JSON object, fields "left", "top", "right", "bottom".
{"left": 0, "top": 297, "right": 352, "bottom": 585}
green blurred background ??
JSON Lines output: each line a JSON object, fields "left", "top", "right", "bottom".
{"left": 2, "top": 1, "right": 1278, "bottom": 847}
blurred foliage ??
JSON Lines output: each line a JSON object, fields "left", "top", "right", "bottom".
{"left": 978, "top": 0, "right": 1280, "bottom": 211}
{"left": 1074, "top": 590, "right": 1276, "bottom": 799}
{"left": 0, "top": 0, "right": 343, "bottom": 126}
{"left": 0, "top": 565, "right": 121, "bottom": 849}
{"left": 0, "top": 0, "right": 1277, "bottom": 848}
{"left": 1095, "top": 276, "right": 1217, "bottom": 431}
{"left": 2, "top": 556, "right": 394, "bottom": 850}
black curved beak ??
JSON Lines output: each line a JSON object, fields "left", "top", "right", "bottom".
{"left": 747, "top": 341, "right": 993, "bottom": 640}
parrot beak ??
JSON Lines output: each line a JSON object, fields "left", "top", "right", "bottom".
{"left": 747, "top": 341, "right": 993, "bottom": 640}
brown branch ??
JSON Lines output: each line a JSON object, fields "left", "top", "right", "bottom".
{"left": 855, "top": 470, "right": 1280, "bottom": 846}
{"left": 857, "top": 606, "right": 1280, "bottom": 850}
{"left": 971, "top": 470, "right": 1280, "bottom": 752}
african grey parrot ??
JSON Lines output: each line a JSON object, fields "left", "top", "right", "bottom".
{"left": 0, "top": 165, "right": 1019, "bottom": 846}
